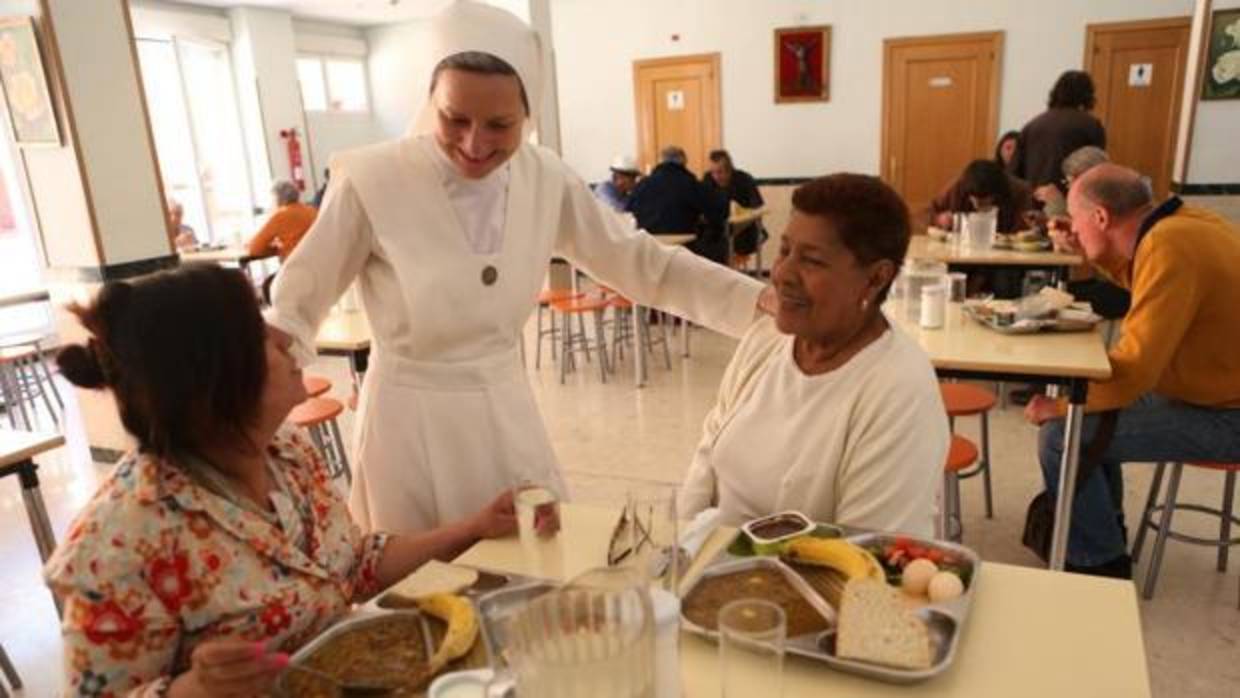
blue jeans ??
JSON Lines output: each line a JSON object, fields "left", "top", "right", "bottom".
{"left": 1038, "top": 394, "right": 1240, "bottom": 567}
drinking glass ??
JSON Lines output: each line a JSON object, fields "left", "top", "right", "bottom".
{"left": 718, "top": 599, "right": 786, "bottom": 698}
{"left": 515, "top": 484, "right": 563, "bottom": 578}
{"left": 626, "top": 485, "right": 679, "bottom": 593}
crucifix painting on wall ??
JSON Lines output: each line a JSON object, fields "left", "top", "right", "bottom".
{"left": 774, "top": 25, "right": 831, "bottom": 103}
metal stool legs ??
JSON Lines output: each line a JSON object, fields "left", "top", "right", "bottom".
{"left": 0, "top": 641, "right": 20, "bottom": 696}
{"left": 1134, "top": 463, "right": 1240, "bottom": 600}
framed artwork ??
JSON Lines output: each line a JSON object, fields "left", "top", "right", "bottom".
{"left": 0, "top": 17, "right": 60, "bottom": 145}
{"left": 1202, "top": 8, "right": 1240, "bottom": 100}
{"left": 774, "top": 25, "right": 831, "bottom": 103}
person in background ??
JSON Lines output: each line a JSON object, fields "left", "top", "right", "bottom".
{"left": 1011, "top": 70, "right": 1106, "bottom": 191}
{"left": 166, "top": 199, "right": 198, "bottom": 251}
{"left": 702, "top": 149, "right": 767, "bottom": 261}
{"left": 45, "top": 264, "right": 517, "bottom": 697}
{"left": 247, "top": 180, "right": 317, "bottom": 261}
{"left": 627, "top": 145, "right": 729, "bottom": 264}
{"left": 680, "top": 173, "right": 948, "bottom": 535}
{"left": 1025, "top": 164, "right": 1240, "bottom": 578}
{"left": 313, "top": 168, "right": 330, "bottom": 209}
{"left": 929, "top": 158, "right": 1033, "bottom": 234}
{"left": 994, "top": 130, "right": 1020, "bottom": 171}
{"left": 1037, "top": 145, "right": 1109, "bottom": 218}
{"left": 593, "top": 155, "right": 641, "bottom": 212}
{"left": 1045, "top": 146, "right": 1131, "bottom": 320}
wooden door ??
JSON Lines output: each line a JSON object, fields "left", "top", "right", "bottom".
{"left": 1086, "top": 18, "right": 1191, "bottom": 198}
{"left": 882, "top": 32, "right": 1003, "bottom": 220}
{"left": 632, "top": 54, "right": 721, "bottom": 176}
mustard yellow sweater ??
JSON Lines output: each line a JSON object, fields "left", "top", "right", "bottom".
{"left": 1073, "top": 204, "right": 1240, "bottom": 413}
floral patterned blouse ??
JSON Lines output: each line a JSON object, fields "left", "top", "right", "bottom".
{"left": 44, "top": 427, "right": 391, "bottom": 697}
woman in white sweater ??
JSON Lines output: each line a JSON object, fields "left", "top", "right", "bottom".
{"left": 679, "top": 174, "right": 949, "bottom": 537}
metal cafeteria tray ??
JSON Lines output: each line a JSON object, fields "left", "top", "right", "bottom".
{"left": 681, "top": 527, "right": 981, "bottom": 684}
{"left": 962, "top": 304, "right": 1097, "bottom": 334}
{"left": 365, "top": 564, "right": 546, "bottom": 612}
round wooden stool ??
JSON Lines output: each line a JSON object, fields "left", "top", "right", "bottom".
{"left": 302, "top": 374, "right": 332, "bottom": 398}
{"left": 289, "top": 397, "right": 351, "bottom": 483}
{"left": 535, "top": 289, "right": 583, "bottom": 369}
{"left": 550, "top": 295, "right": 613, "bottom": 384}
{"left": 942, "top": 435, "right": 979, "bottom": 542}
{"left": 940, "top": 382, "right": 998, "bottom": 518}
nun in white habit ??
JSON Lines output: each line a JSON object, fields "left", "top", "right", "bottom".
{"left": 268, "top": 0, "right": 767, "bottom": 533}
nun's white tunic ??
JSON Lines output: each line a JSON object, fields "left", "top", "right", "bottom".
{"left": 267, "top": 1, "right": 763, "bottom": 533}
{"left": 269, "top": 134, "right": 762, "bottom": 532}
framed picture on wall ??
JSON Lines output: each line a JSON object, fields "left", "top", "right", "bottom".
{"left": 0, "top": 17, "right": 60, "bottom": 145}
{"left": 1202, "top": 8, "right": 1240, "bottom": 100}
{"left": 774, "top": 25, "right": 831, "bottom": 103}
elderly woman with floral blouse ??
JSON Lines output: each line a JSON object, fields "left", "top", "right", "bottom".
{"left": 44, "top": 264, "right": 516, "bottom": 698}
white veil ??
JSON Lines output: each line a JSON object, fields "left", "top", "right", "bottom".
{"left": 409, "top": 0, "right": 544, "bottom": 138}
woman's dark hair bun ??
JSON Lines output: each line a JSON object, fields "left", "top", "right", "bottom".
{"left": 56, "top": 342, "right": 107, "bottom": 389}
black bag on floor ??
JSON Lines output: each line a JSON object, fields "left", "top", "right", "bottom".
{"left": 1022, "top": 410, "right": 1119, "bottom": 562}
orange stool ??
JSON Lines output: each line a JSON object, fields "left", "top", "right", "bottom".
{"left": 302, "top": 374, "right": 331, "bottom": 398}
{"left": 551, "top": 295, "right": 613, "bottom": 384}
{"left": 1132, "top": 461, "right": 1240, "bottom": 604}
{"left": 940, "top": 382, "right": 998, "bottom": 519}
{"left": 535, "top": 289, "right": 583, "bottom": 369}
{"left": 607, "top": 296, "right": 672, "bottom": 373}
{"left": 942, "top": 435, "right": 979, "bottom": 542}
{"left": 289, "top": 397, "right": 351, "bottom": 483}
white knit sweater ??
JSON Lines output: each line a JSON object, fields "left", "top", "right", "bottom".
{"left": 678, "top": 315, "right": 949, "bottom": 537}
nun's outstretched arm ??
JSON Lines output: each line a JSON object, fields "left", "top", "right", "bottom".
{"left": 553, "top": 169, "right": 763, "bottom": 339}
{"left": 266, "top": 172, "right": 374, "bottom": 366}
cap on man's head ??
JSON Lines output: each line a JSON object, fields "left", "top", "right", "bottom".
{"left": 609, "top": 155, "right": 640, "bottom": 176}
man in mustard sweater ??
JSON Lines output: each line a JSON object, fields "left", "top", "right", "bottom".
{"left": 1025, "top": 164, "right": 1240, "bottom": 577}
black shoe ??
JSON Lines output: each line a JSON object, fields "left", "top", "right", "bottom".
{"left": 1065, "top": 554, "right": 1133, "bottom": 580}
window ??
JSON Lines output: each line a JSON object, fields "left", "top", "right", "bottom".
{"left": 137, "top": 38, "right": 255, "bottom": 245}
{"left": 297, "top": 55, "right": 369, "bottom": 112}
{"left": 296, "top": 57, "right": 327, "bottom": 111}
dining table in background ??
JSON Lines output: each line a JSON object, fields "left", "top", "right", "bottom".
{"left": 885, "top": 302, "right": 1111, "bottom": 572}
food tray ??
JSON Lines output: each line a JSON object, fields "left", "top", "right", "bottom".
{"left": 681, "top": 529, "right": 981, "bottom": 684}
{"left": 275, "top": 609, "right": 435, "bottom": 697}
{"left": 963, "top": 304, "right": 1098, "bottom": 334}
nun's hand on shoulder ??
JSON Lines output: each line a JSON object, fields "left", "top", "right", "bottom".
{"left": 756, "top": 285, "right": 778, "bottom": 317}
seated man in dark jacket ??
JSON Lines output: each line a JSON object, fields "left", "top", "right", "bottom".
{"left": 627, "top": 145, "right": 728, "bottom": 265}
{"left": 702, "top": 149, "right": 766, "bottom": 259}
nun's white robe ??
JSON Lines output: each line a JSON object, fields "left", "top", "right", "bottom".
{"left": 268, "top": 135, "right": 763, "bottom": 532}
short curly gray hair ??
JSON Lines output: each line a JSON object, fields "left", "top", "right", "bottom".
{"left": 272, "top": 180, "right": 300, "bottom": 206}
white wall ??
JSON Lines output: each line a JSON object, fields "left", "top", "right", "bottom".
{"left": 552, "top": 0, "right": 1197, "bottom": 180}
{"left": 48, "top": 0, "right": 168, "bottom": 265}
{"left": 366, "top": 20, "right": 432, "bottom": 140}
{"left": 365, "top": 0, "right": 562, "bottom": 150}
{"left": 1184, "top": 0, "right": 1240, "bottom": 184}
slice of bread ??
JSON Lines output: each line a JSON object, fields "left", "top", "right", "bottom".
{"left": 385, "top": 560, "right": 479, "bottom": 600}
{"left": 836, "top": 578, "right": 933, "bottom": 670}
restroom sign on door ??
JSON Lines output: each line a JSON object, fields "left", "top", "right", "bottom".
{"left": 1128, "top": 63, "right": 1153, "bottom": 87}
{"left": 666, "top": 90, "right": 686, "bottom": 110}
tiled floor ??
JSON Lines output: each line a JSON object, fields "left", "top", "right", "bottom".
{"left": 2, "top": 319, "right": 1238, "bottom": 696}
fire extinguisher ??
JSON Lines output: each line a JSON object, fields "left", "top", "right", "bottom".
{"left": 279, "top": 128, "right": 306, "bottom": 191}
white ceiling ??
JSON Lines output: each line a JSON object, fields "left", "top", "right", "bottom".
{"left": 165, "top": 0, "right": 452, "bottom": 27}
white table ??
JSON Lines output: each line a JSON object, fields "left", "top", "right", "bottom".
{"left": 909, "top": 233, "right": 1083, "bottom": 288}
{"left": 315, "top": 310, "right": 371, "bottom": 388}
{"left": 0, "top": 289, "right": 49, "bottom": 310}
{"left": 1, "top": 430, "right": 66, "bottom": 615}
{"left": 887, "top": 304, "right": 1112, "bottom": 570}
{"left": 455, "top": 503, "right": 1151, "bottom": 698}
